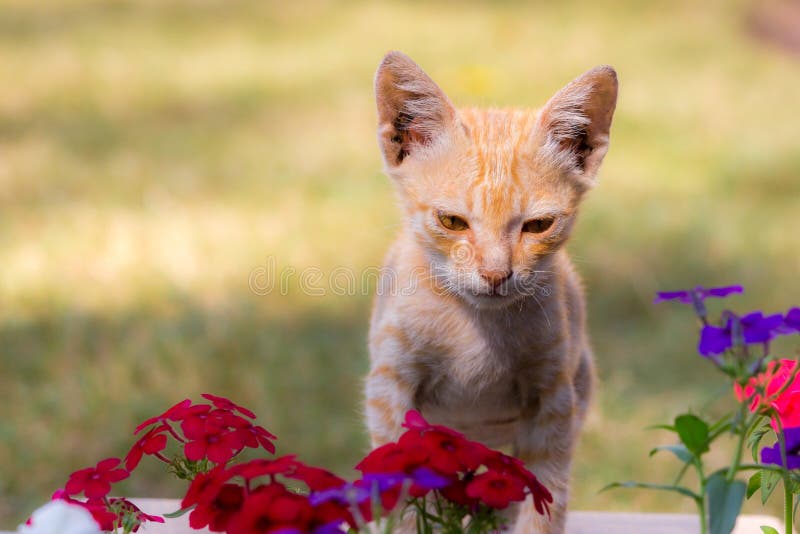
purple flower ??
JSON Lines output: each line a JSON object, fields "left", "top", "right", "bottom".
{"left": 309, "top": 484, "right": 369, "bottom": 506}
{"left": 654, "top": 285, "right": 743, "bottom": 304}
{"left": 698, "top": 311, "right": 784, "bottom": 356}
{"left": 310, "top": 469, "right": 451, "bottom": 507}
{"left": 362, "top": 472, "right": 410, "bottom": 492}
{"left": 783, "top": 308, "right": 800, "bottom": 333}
{"left": 761, "top": 426, "right": 800, "bottom": 469}
{"left": 361, "top": 469, "right": 450, "bottom": 493}
{"left": 312, "top": 523, "right": 349, "bottom": 534}
{"left": 408, "top": 467, "right": 450, "bottom": 490}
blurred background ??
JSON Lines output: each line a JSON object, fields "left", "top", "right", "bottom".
{"left": 1, "top": 0, "right": 799, "bottom": 526}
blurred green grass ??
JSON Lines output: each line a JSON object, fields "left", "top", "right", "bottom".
{"left": 1, "top": 0, "right": 799, "bottom": 526}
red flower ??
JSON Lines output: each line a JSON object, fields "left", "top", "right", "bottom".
{"left": 182, "top": 466, "right": 232, "bottom": 509}
{"left": 228, "top": 456, "right": 300, "bottom": 481}
{"left": 402, "top": 409, "right": 464, "bottom": 438}
{"left": 401, "top": 429, "right": 488, "bottom": 475}
{"left": 356, "top": 441, "right": 428, "bottom": 474}
{"left": 311, "top": 501, "right": 354, "bottom": 530}
{"left": 65, "top": 458, "right": 129, "bottom": 499}
{"left": 439, "top": 478, "right": 479, "bottom": 508}
{"left": 225, "top": 412, "right": 277, "bottom": 454}
{"left": 287, "top": 464, "right": 346, "bottom": 491}
{"left": 180, "top": 404, "right": 216, "bottom": 438}
{"left": 183, "top": 416, "right": 246, "bottom": 464}
{"left": 202, "top": 393, "right": 257, "bottom": 419}
{"left": 227, "top": 485, "right": 313, "bottom": 534}
{"left": 134, "top": 399, "right": 192, "bottom": 434}
{"left": 189, "top": 483, "right": 245, "bottom": 532}
{"left": 125, "top": 424, "right": 169, "bottom": 471}
{"left": 466, "top": 471, "right": 526, "bottom": 509}
{"left": 484, "top": 452, "right": 553, "bottom": 517}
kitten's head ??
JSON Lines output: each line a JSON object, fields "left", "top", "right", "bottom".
{"left": 375, "top": 51, "right": 617, "bottom": 309}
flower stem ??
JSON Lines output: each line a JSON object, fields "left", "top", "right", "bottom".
{"left": 698, "top": 493, "right": 708, "bottom": 534}
{"left": 784, "top": 479, "right": 793, "bottom": 534}
{"left": 727, "top": 404, "right": 749, "bottom": 481}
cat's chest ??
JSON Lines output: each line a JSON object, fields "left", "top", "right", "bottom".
{"left": 416, "top": 376, "right": 523, "bottom": 447}
{"left": 409, "top": 336, "right": 550, "bottom": 447}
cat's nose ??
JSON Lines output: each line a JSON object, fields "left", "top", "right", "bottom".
{"left": 479, "top": 269, "right": 511, "bottom": 288}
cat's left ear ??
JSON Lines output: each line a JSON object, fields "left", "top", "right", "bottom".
{"left": 536, "top": 66, "right": 618, "bottom": 184}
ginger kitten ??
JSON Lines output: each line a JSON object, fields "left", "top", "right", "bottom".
{"left": 365, "top": 51, "right": 617, "bottom": 533}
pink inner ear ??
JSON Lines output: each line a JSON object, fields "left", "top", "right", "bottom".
{"left": 392, "top": 116, "right": 432, "bottom": 163}
{"left": 405, "top": 119, "right": 427, "bottom": 145}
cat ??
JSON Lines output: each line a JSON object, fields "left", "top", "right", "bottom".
{"left": 364, "top": 51, "right": 617, "bottom": 533}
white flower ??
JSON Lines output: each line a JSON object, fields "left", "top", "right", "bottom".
{"left": 17, "top": 500, "right": 103, "bottom": 534}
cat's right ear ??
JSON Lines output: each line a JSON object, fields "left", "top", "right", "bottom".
{"left": 374, "top": 51, "right": 458, "bottom": 168}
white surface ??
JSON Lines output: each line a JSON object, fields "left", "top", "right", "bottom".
{"left": 3, "top": 500, "right": 790, "bottom": 533}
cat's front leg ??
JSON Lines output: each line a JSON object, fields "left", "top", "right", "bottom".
{"left": 511, "top": 382, "right": 577, "bottom": 534}
{"left": 364, "top": 363, "right": 417, "bottom": 447}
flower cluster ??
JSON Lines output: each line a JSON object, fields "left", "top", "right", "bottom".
{"left": 52, "top": 458, "right": 162, "bottom": 531}
{"left": 657, "top": 284, "right": 799, "bottom": 361}
{"left": 49, "top": 394, "right": 278, "bottom": 533}
{"left": 354, "top": 411, "right": 552, "bottom": 519}
{"left": 32, "top": 395, "right": 552, "bottom": 534}
{"left": 616, "top": 284, "right": 800, "bottom": 534}
{"left": 180, "top": 456, "right": 352, "bottom": 533}
{"left": 130, "top": 394, "right": 276, "bottom": 470}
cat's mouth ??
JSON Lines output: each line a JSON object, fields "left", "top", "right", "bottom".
{"left": 464, "top": 288, "right": 521, "bottom": 308}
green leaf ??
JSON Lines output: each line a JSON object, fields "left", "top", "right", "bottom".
{"left": 761, "top": 469, "right": 781, "bottom": 505}
{"left": 760, "top": 527, "right": 779, "bottom": 534}
{"left": 794, "top": 494, "right": 800, "bottom": 520}
{"left": 602, "top": 481, "right": 701, "bottom": 501}
{"left": 649, "top": 444, "right": 694, "bottom": 464}
{"left": 706, "top": 472, "right": 746, "bottom": 534}
{"left": 748, "top": 420, "right": 772, "bottom": 463}
{"left": 163, "top": 505, "right": 194, "bottom": 518}
{"left": 675, "top": 414, "right": 710, "bottom": 456}
{"left": 746, "top": 472, "right": 762, "bottom": 499}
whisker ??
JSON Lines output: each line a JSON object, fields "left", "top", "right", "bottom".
{"left": 532, "top": 293, "right": 552, "bottom": 329}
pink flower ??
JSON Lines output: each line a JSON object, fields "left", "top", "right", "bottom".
{"left": 735, "top": 359, "right": 800, "bottom": 430}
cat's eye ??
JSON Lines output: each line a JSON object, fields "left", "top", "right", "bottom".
{"left": 522, "top": 217, "right": 555, "bottom": 234}
{"left": 438, "top": 213, "right": 469, "bottom": 231}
